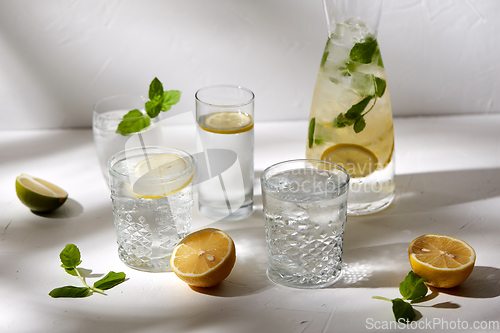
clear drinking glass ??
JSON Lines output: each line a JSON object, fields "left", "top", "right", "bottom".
{"left": 93, "top": 95, "right": 163, "bottom": 184}
{"left": 108, "top": 146, "right": 195, "bottom": 272}
{"left": 261, "top": 159, "right": 350, "bottom": 288}
{"left": 195, "top": 85, "right": 254, "bottom": 221}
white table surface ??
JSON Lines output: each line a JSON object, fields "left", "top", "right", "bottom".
{"left": 1, "top": 115, "right": 500, "bottom": 333}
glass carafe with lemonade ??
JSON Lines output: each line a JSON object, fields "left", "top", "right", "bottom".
{"left": 306, "top": 0, "right": 395, "bottom": 215}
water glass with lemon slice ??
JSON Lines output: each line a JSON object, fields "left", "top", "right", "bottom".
{"left": 195, "top": 85, "right": 254, "bottom": 221}
{"left": 108, "top": 146, "right": 195, "bottom": 272}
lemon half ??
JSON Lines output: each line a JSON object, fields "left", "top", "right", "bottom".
{"left": 409, "top": 234, "right": 476, "bottom": 288}
{"left": 170, "top": 228, "right": 236, "bottom": 288}
{"left": 16, "top": 174, "right": 68, "bottom": 213}
{"left": 321, "top": 143, "right": 378, "bottom": 178}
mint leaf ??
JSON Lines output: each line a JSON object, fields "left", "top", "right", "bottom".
{"left": 64, "top": 267, "right": 78, "bottom": 276}
{"left": 49, "top": 286, "right": 91, "bottom": 298}
{"left": 93, "top": 271, "right": 126, "bottom": 290}
{"left": 392, "top": 298, "right": 416, "bottom": 323}
{"left": 116, "top": 109, "right": 151, "bottom": 135}
{"left": 60, "top": 244, "right": 82, "bottom": 269}
{"left": 345, "top": 96, "right": 372, "bottom": 120}
{"left": 374, "top": 77, "right": 386, "bottom": 98}
{"left": 145, "top": 100, "right": 162, "bottom": 118}
{"left": 400, "top": 271, "right": 428, "bottom": 301}
{"left": 162, "top": 90, "right": 181, "bottom": 111}
{"left": 308, "top": 118, "right": 316, "bottom": 148}
{"left": 353, "top": 117, "right": 366, "bottom": 133}
{"left": 149, "top": 77, "right": 164, "bottom": 101}
{"left": 350, "top": 38, "right": 378, "bottom": 64}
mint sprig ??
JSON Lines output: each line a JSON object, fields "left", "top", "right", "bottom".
{"left": 332, "top": 38, "right": 387, "bottom": 134}
{"left": 372, "top": 271, "right": 428, "bottom": 323}
{"left": 116, "top": 77, "right": 181, "bottom": 135}
{"left": 49, "top": 244, "right": 126, "bottom": 298}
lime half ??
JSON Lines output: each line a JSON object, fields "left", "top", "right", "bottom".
{"left": 16, "top": 174, "right": 68, "bottom": 212}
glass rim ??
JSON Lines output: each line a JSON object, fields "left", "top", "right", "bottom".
{"left": 260, "top": 158, "right": 350, "bottom": 192}
{"left": 107, "top": 146, "right": 195, "bottom": 183}
{"left": 93, "top": 94, "right": 147, "bottom": 115}
{"left": 195, "top": 84, "right": 255, "bottom": 108}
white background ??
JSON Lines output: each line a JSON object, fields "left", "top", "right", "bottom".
{"left": 0, "top": 0, "right": 499, "bottom": 130}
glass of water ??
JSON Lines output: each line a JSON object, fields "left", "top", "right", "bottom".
{"left": 93, "top": 95, "right": 163, "bottom": 184}
{"left": 108, "top": 146, "right": 195, "bottom": 272}
{"left": 260, "top": 159, "right": 350, "bottom": 288}
{"left": 195, "top": 85, "right": 254, "bottom": 221}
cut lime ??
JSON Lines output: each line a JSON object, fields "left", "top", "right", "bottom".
{"left": 321, "top": 143, "right": 378, "bottom": 178}
{"left": 16, "top": 174, "right": 68, "bottom": 213}
{"left": 132, "top": 153, "right": 193, "bottom": 199}
{"left": 199, "top": 112, "right": 253, "bottom": 134}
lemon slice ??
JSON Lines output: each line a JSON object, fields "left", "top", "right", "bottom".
{"left": 409, "top": 234, "right": 476, "bottom": 288}
{"left": 321, "top": 143, "right": 378, "bottom": 178}
{"left": 15, "top": 174, "right": 68, "bottom": 213}
{"left": 132, "top": 153, "right": 193, "bottom": 199}
{"left": 170, "top": 228, "right": 236, "bottom": 288}
{"left": 199, "top": 112, "right": 253, "bottom": 134}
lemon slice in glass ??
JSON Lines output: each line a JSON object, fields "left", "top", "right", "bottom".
{"left": 15, "top": 174, "right": 68, "bottom": 212}
{"left": 200, "top": 112, "right": 253, "bottom": 134}
{"left": 132, "top": 153, "right": 193, "bottom": 199}
{"left": 321, "top": 143, "right": 378, "bottom": 178}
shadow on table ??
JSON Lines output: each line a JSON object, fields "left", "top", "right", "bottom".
{"left": 385, "top": 168, "right": 500, "bottom": 215}
{"left": 432, "top": 266, "right": 500, "bottom": 299}
{"left": 32, "top": 198, "right": 84, "bottom": 219}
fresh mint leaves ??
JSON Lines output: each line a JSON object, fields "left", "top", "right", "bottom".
{"left": 308, "top": 117, "right": 316, "bottom": 148}
{"left": 332, "top": 38, "right": 386, "bottom": 134}
{"left": 49, "top": 244, "right": 126, "bottom": 298}
{"left": 373, "top": 271, "right": 428, "bottom": 323}
{"left": 116, "top": 77, "right": 181, "bottom": 135}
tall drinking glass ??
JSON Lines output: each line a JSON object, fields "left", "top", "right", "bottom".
{"left": 108, "top": 146, "right": 195, "bottom": 272}
{"left": 93, "top": 95, "right": 163, "bottom": 184}
{"left": 195, "top": 85, "right": 254, "bottom": 221}
{"left": 261, "top": 159, "right": 350, "bottom": 288}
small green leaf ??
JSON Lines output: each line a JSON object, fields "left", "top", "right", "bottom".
{"left": 93, "top": 271, "right": 126, "bottom": 290}
{"left": 145, "top": 100, "right": 162, "bottom": 118}
{"left": 400, "top": 271, "right": 428, "bottom": 301}
{"left": 350, "top": 38, "right": 378, "bottom": 64}
{"left": 391, "top": 298, "right": 416, "bottom": 323}
{"left": 374, "top": 77, "right": 387, "bottom": 98}
{"left": 60, "top": 244, "right": 82, "bottom": 269}
{"left": 49, "top": 286, "right": 91, "bottom": 298}
{"left": 314, "top": 139, "right": 323, "bottom": 145}
{"left": 353, "top": 117, "right": 366, "bottom": 133}
{"left": 308, "top": 118, "right": 316, "bottom": 148}
{"left": 63, "top": 267, "right": 78, "bottom": 276}
{"left": 162, "top": 90, "right": 181, "bottom": 112}
{"left": 148, "top": 77, "right": 164, "bottom": 101}
{"left": 116, "top": 109, "right": 151, "bottom": 135}
{"left": 345, "top": 96, "right": 372, "bottom": 120}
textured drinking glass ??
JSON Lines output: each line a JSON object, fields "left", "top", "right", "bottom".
{"left": 261, "top": 159, "right": 350, "bottom": 288}
{"left": 195, "top": 85, "right": 254, "bottom": 221}
{"left": 93, "top": 95, "right": 163, "bottom": 184}
{"left": 108, "top": 146, "right": 194, "bottom": 272}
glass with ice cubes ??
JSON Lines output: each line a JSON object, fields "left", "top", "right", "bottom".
{"left": 260, "top": 159, "right": 350, "bottom": 288}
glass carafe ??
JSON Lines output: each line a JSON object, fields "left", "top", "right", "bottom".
{"left": 306, "top": 0, "right": 395, "bottom": 215}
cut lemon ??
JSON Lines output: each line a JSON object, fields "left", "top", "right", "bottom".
{"left": 132, "top": 153, "right": 193, "bottom": 199}
{"left": 409, "top": 234, "right": 476, "bottom": 288}
{"left": 321, "top": 143, "right": 378, "bottom": 178}
{"left": 15, "top": 174, "right": 68, "bottom": 213}
{"left": 170, "top": 228, "right": 236, "bottom": 288}
{"left": 199, "top": 112, "right": 253, "bottom": 134}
